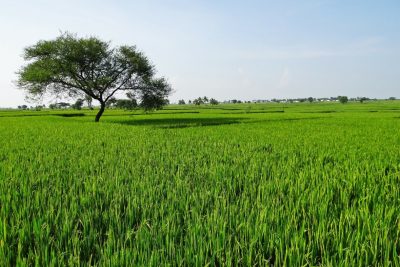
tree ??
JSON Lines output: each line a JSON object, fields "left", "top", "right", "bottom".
{"left": 17, "top": 32, "right": 172, "bottom": 122}
{"left": 141, "top": 91, "right": 169, "bottom": 111}
{"left": 115, "top": 99, "right": 137, "bottom": 110}
{"left": 308, "top": 97, "right": 314, "bottom": 103}
{"left": 34, "top": 105, "right": 44, "bottom": 111}
{"left": 71, "top": 99, "right": 84, "bottom": 110}
{"left": 57, "top": 102, "right": 71, "bottom": 109}
{"left": 106, "top": 97, "right": 117, "bottom": 108}
{"left": 193, "top": 97, "right": 204, "bottom": 105}
{"left": 178, "top": 99, "right": 186, "bottom": 105}
{"left": 203, "top": 96, "right": 209, "bottom": 103}
{"left": 338, "top": 96, "right": 348, "bottom": 104}
{"left": 389, "top": 97, "right": 396, "bottom": 100}
{"left": 209, "top": 98, "right": 219, "bottom": 105}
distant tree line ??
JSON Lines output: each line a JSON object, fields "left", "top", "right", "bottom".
{"left": 177, "top": 97, "right": 258, "bottom": 105}
{"left": 17, "top": 104, "right": 45, "bottom": 110}
{"left": 38, "top": 93, "right": 169, "bottom": 111}
{"left": 178, "top": 97, "right": 219, "bottom": 105}
{"left": 254, "top": 96, "right": 395, "bottom": 104}
{"left": 176, "top": 96, "right": 397, "bottom": 105}
{"left": 17, "top": 95, "right": 398, "bottom": 110}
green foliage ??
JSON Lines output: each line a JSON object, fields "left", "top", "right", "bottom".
{"left": 71, "top": 99, "right": 84, "bottom": 110}
{"left": 17, "top": 105, "right": 28, "bottom": 110}
{"left": 338, "top": 95, "right": 348, "bottom": 104}
{"left": 115, "top": 99, "right": 138, "bottom": 110}
{"left": 17, "top": 32, "right": 171, "bottom": 121}
{"left": 34, "top": 105, "right": 44, "bottom": 111}
{"left": 48, "top": 102, "right": 71, "bottom": 109}
{"left": 140, "top": 94, "right": 168, "bottom": 111}
{"left": 209, "top": 98, "right": 219, "bottom": 105}
{"left": 359, "top": 97, "right": 369, "bottom": 103}
{"left": 192, "top": 97, "right": 204, "bottom": 105}
{"left": 105, "top": 97, "right": 117, "bottom": 108}
{"left": 1, "top": 101, "right": 400, "bottom": 265}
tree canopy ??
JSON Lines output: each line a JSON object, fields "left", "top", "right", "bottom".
{"left": 17, "top": 33, "right": 172, "bottom": 121}
{"left": 338, "top": 96, "right": 348, "bottom": 104}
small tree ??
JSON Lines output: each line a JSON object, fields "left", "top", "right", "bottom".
{"left": 338, "top": 96, "right": 348, "bottom": 104}
{"left": 17, "top": 32, "right": 171, "bottom": 122}
{"left": 308, "top": 97, "right": 314, "bottom": 103}
{"left": 71, "top": 99, "right": 84, "bottom": 110}
{"left": 178, "top": 99, "right": 186, "bottom": 105}
{"left": 34, "top": 105, "right": 43, "bottom": 111}
{"left": 115, "top": 99, "right": 137, "bottom": 110}
{"left": 57, "top": 102, "right": 71, "bottom": 109}
{"left": 106, "top": 97, "right": 117, "bottom": 108}
{"left": 141, "top": 92, "right": 169, "bottom": 111}
{"left": 193, "top": 97, "right": 204, "bottom": 105}
{"left": 209, "top": 98, "right": 219, "bottom": 105}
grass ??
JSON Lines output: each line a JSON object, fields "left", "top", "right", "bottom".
{"left": 1, "top": 101, "right": 400, "bottom": 266}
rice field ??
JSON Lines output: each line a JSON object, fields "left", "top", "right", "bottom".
{"left": 1, "top": 101, "right": 400, "bottom": 266}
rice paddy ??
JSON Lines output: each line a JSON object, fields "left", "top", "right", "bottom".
{"left": 1, "top": 101, "right": 400, "bottom": 266}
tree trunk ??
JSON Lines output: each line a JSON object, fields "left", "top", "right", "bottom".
{"left": 95, "top": 102, "right": 106, "bottom": 122}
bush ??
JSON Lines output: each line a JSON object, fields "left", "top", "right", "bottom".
{"left": 338, "top": 96, "right": 348, "bottom": 104}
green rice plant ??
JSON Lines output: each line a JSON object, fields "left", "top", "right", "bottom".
{"left": 1, "top": 101, "right": 400, "bottom": 266}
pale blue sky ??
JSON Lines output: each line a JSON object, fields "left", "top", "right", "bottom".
{"left": 0, "top": 0, "right": 399, "bottom": 106}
